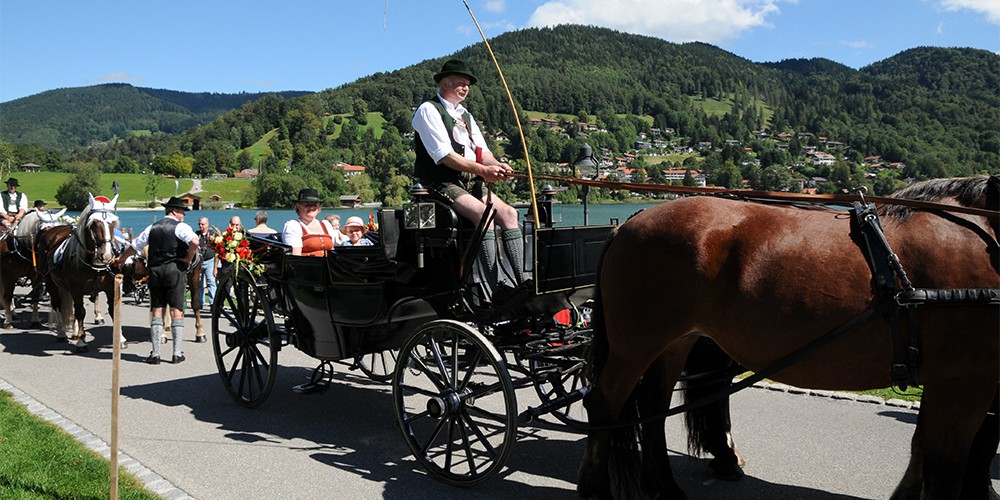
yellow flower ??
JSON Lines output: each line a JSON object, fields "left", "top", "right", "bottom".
{"left": 233, "top": 232, "right": 243, "bottom": 241}
{"left": 225, "top": 253, "right": 236, "bottom": 262}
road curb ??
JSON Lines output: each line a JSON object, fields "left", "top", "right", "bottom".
{"left": 0, "top": 377, "right": 193, "bottom": 500}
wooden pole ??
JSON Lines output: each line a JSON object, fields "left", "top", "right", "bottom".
{"left": 110, "top": 274, "right": 123, "bottom": 498}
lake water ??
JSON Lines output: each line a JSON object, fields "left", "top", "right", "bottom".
{"left": 106, "top": 203, "right": 660, "bottom": 234}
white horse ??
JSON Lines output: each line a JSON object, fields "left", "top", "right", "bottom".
{"left": 0, "top": 207, "right": 68, "bottom": 328}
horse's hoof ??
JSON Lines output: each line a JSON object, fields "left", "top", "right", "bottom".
{"left": 94, "top": 319, "right": 105, "bottom": 325}
{"left": 709, "top": 458, "right": 746, "bottom": 481}
{"left": 74, "top": 345, "right": 89, "bottom": 354}
{"left": 2, "top": 322, "right": 13, "bottom": 329}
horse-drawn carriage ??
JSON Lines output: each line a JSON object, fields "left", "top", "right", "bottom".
{"left": 211, "top": 190, "right": 615, "bottom": 485}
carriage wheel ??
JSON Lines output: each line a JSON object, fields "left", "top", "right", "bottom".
{"left": 528, "top": 334, "right": 590, "bottom": 424}
{"left": 211, "top": 268, "right": 277, "bottom": 408}
{"left": 393, "top": 320, "right": 517, "bottom": 487}
{"left": 354, "top": 349, "right": 398, "bottom": 384}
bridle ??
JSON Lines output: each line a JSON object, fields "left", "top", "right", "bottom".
{"left": 75, "top": 207, "right": 118, "bottom": 272}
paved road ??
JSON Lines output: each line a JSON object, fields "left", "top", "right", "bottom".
{"left": 0, "top": 292, "right": 997, "bottom": 499}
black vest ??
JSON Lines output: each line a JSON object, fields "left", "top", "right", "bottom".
{"left": 147, "top": 218, "right": 188, "bottom": 268}
{"left": 1, "top": 191, "right": 24, "bottom": 213}
{"left": 414, "top": 96, "right": 476, "bottom": 186}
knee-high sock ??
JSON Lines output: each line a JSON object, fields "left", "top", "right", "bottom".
{"left": 171, "top": 320, "right": 184, "bottom": 357}
{"left": 479, "top": 229, "right": 497, "bottom": 284}
{"left": 501, "top": 228, "right": 526, "bottom": 283}
{"left": 150, "top": 317, "right": 163, "bottom": 358}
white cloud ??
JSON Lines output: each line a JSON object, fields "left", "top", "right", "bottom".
{"left": 936, "top": 21, "right": 944, "bottom": 34}
{"left": 93, "top": 72, "right": 143, "bottom": 85}
{"left": 484, "top": 0, "right": 506, "bottom": 13}
{"left": 839, "top": 40, "right": 874, "bottom": 49}
{"left": 939, "top": 0, "right": 1000, "bottom": 25}
{"left": 526, "top": 0, "right": 785, "bottom": 45}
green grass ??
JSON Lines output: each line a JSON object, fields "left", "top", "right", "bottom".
{"left": 199, "top": 178, "right": 253, "bottom": 206}
{"left": 244, "top": 128, "right": 278, "bottom": 163}
{"left": 736, "top": 373, "right": 923, "bottom": 402}
{"left": 0, "top": 391, "right": 160, "bottom": 499}
{"left": 688, "top": 93, "right": 774, "bottom": 127}
{"left": 11, "top": 172, "right": 194, "bottom": 208}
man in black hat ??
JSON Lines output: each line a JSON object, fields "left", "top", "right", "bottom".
{"left": 130, "top": 196, "right": 199, "bottom": 364}
{"left": 1, "top": 178, "right": 27, "bottom": 228}
{"left": 411, "top": 59, "right": 529, "bottom": 303}
{"left": 32, "top": 199, "right": 47, "bottom": 213}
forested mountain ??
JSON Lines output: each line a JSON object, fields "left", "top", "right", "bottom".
{"left": 0, "top": 84, "right": 311, "bottom": 150}
{"left": 2, "top": 25, "right": 997, "bottom": 207}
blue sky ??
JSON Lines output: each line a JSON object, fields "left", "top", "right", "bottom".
{"left": 1, "top": 0, "right": 997, "bottom": 103}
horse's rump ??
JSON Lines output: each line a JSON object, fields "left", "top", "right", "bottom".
{"left": 599, "top": 191, "right": 998, "bottom": 391}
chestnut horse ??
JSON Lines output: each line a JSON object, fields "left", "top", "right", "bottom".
{"left": 0, "top": 208, "right": 67, "bottom": 328}
{"left": 578, "top": 176, "right": 999, "bottom": 500}
{"left": 38, "top": 195, "right": 125, "bottom": 352}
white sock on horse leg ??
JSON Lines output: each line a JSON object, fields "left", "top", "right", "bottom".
{"left": 150, "top": 317, "right": 163, "bottom": 358}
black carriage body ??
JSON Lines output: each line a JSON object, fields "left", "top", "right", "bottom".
{"left": 251, "top": 205, "right": 613, "bottom": 361}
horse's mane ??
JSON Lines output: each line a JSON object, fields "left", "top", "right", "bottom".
{"left": 75, "top": 204, "right": 94, "bottom": 242}
{"left": 14, "top": 210, "right": 43, "bottom": 239}
{"left": 882, "top": 175, "right": 988, "bottom": 219}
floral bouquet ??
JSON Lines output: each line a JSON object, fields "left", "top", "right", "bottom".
{"left": 211, "top": 226, "right": 264, "bottom": 275}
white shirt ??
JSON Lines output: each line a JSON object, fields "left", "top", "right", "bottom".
{"left": 411, "top": 94, "right": 489, "bottom": 164}
{"left": 0, "top": 190, "right": 28, "bottom": 214}
{"left": 131, "top": 215, "right": 199, "bottom": 252}
{"left": 281, "top": 219, "right": 336, "bottom": 249}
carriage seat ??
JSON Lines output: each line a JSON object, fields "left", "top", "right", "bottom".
{"left": 325, "top": 209, "right": 414, "bottom": 285}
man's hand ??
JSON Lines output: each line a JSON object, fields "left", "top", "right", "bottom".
{"left": 481, "top": 162, "right": 514, "bottom": 183}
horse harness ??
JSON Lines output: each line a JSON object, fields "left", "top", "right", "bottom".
{"left": 851, "top": 181, "right": 1000, "bottom": 391}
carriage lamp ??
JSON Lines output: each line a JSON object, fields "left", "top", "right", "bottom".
{"left": 405, "top": 183, "right": 436, "bottom": 230}
{"left": 573, "top": 144, "right": 598, "bottom": 225}
{"left": 536, "top": 184, "right": 556, "bottom": 228}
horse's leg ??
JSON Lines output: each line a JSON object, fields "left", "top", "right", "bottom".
{"left": 892, "top": 381, "right": 998, "bottom": 500}
{"left": 0, "top": 280, "right": 13, "bottom": 329}
{"left": 191, "top": 272, "right": 204, "bottom": 341}
{"left": 636, "top": 338, "right": 698, "bottom": 499}
{"left": 50, "top": 286, "right": 69, "bottom": 341}
{"left": 92, "top": 283, "right": 105, "bottom": 325}
{"left": 578, "top": 348, "right": 657, "bottom": 499}
{"left": 960, "top": 389, "right": 999, "bottom": 500}
{"left": 73, "top": 294, "right": 87, "bottom": 353}
{"left": 683, "top": 337, "right": 745, "bottom": 480}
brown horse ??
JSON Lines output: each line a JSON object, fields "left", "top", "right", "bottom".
{"left": 0, "top": 208, "right": 68, "bottom": 328}
{"left": 578, "top": 176, "right": 999, "bottom": 500}
{"left": 38, "top": 195, "right": 124, "bottom": 352}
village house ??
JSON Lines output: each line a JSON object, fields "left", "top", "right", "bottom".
{"left": 234, "top": 168, "right": 258, "bottom": 179}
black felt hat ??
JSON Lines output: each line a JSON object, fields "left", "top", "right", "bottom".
{"left": 33, "top": 199, "right": 46, "bottom": 208}
{"left": 434, "top": 59, "right": 477, "bottom": 85}
{"left": 5, "top": 177, "right": 19, "bottom": 187}
{"left": 162, "top": 196, "right": 190, "bottom": 211}
{"left": 296, "top": 188, "right": 323, "bottom": 203}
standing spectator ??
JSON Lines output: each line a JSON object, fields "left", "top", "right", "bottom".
{"left": 0, "top": 178, "right": 27, "bottom": 228}
{"left": 247, "top": 211, "right": 277, "bottom": 235}
{"left": 196, "top": 217, "right": 217, "bottom": 317}
{"left": 130, "top": 197, "right": 199, "bottom": 364}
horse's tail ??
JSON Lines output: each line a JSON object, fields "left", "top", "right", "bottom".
{"left": 584, "top": 227, "right": 646, "bottom": 497}
{"left": 682, "top": 337, "right": 734, "bottom": 456}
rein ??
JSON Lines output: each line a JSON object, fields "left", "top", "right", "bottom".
{"left": 518, "top": 173, "right": 1000, "bottom": 220}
